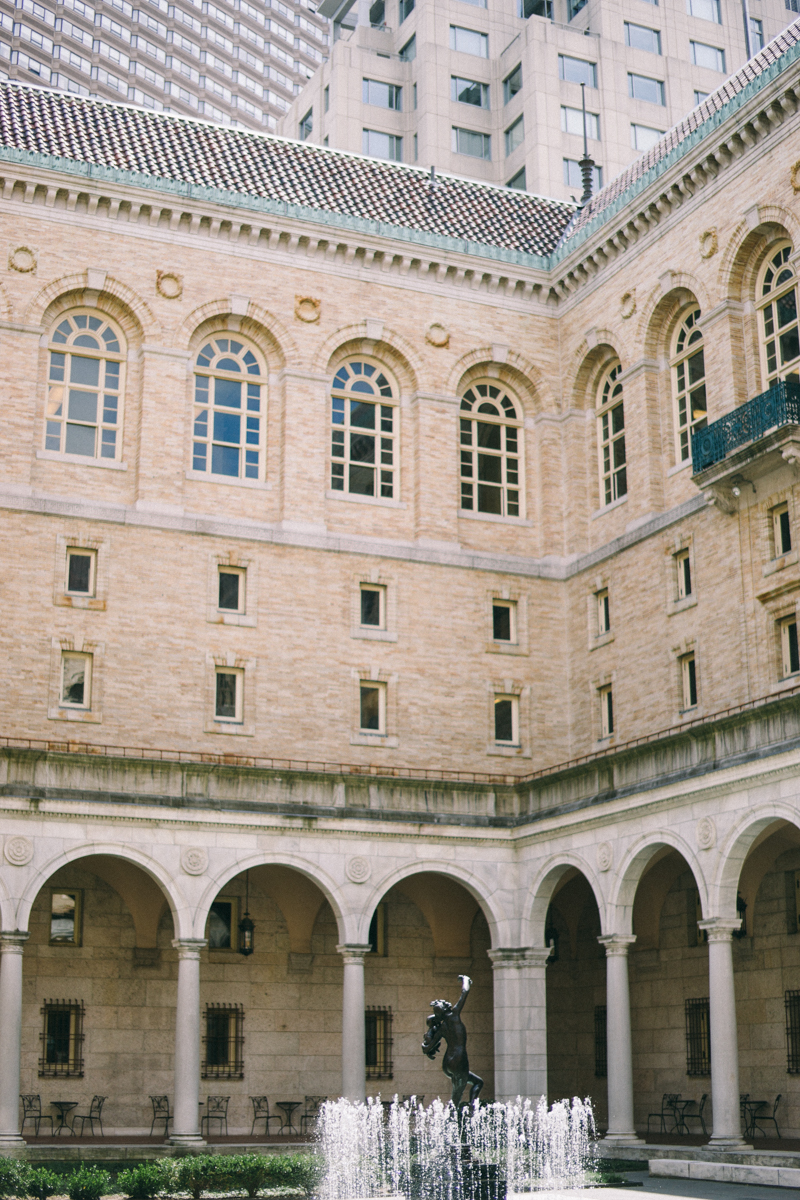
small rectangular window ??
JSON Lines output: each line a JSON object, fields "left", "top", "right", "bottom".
{"left": 323, "top": 84, "right": 329, "bottom": 111}
{"left": 786, "top": 990, "right": 800, "bottom": 1073}
{"left": 39, "top": 1000, "right": 84, "bottom": 1077}
{"left": 399, "top": 35, "right": 416, "bottom": 60}
{"left": 362, "top": 129, "right": 403, "bottom": 160}
{"left": 594, "top": 1006, "right": 607, "bottom": 1077}
{"left": 631, "top": 123, "right": 663, "bottom": 151}
{"left": 449, "top": 25, "right": 489, "bottom": 57}
{"left": 624, "top": 21, "right": 661, "bottom": 52}
{"left": 50, "top": 891, "right": 82, "bottom": 945}
{"left": 362, "top": 78, "right": 402, "bottom": 109}
{"left": 360, "top": 585, "right": 385, "bottom": 628}
{"left": 781, "top": 616, "right": 800, "bottom": 678}
{"left": 299, "top": 108, "right": 312, "bottom": 138}
{"left": 365, "top": 1006, "right": 393, "bottom": 1079}
{"left": 561, "top": 105, "right": 599, "bottom": 139}
{"left": 207, "top": 897, "right": 239, "bottom": 949}
{"left": 218, "top": 567, "right": 245, "bottom": 612}
{"left": 794, "top": 869, "right": 800, "bottom": 934}
{"left": 596, "top": 588, "right": 610, "bottom": 635}
{"left": 60, "top": 652, "right": 92, "bottom": 709}
{"left": 504, "top": 115, "right": 524, "bottom": 156}
{"left": 452, "top": 76, "right": 489, "bottom": 107}
{"left": 492, "top": 601, "right": 517, "bottom": 642}
{"left": 773, "top": 503, "right": 792, "bottom": 557}
{"left": 676, "top": 549, "right": 693, "bottom": 599}
{"left": 202, "top": 1003, "right": 244, "bottom": 1079}
{"left": 685, "top": 997, "right": 711, "bottom": 1075}
{"left": 494, "top": 694, "right": 518, "bottom": 744}
{"left": 506, "top": 168, "right": 526, "bottom": 190}
{"left": 413, "top": 82, "right": 417, "bottom": 109}
{"left": 563, "top": 159, "right": 603, "bottom": 190}
{"left": 686, "top": 0, "right": 720, "bottom": 21}
{"left": 681, "top": 652, "right": 698, "bottom": 709}
{"left": 369, "top": 902, "right": 387, "bottom": 955}
{"left": 360, "top": 681, "right": 386, "bottom": 733}
{"left": 690, "top": 40, "right": 725, "bottom": 70}
{"left": 558, "top": 55, "right": 597, "bottom": 86}
{"left": 66, "top": 549, "right": 96, "bottom": 595}
{"left": 215, "top": 668, "right": 243, "bottom": 721}
{"left": 398, "top": 0, "right": 414, "bottom": 22}
{"left": 628, "top": 72, "right": 665, "bottom": 104}
{"left": 694, "top": 90, "right": 709, "bottom": 105}
{"left": 452, "top": 126, "right": 491, "bottom": 159}
{"left": 520, "top": 0, "right": 551, "bottom": 14}
{"left": 749, "top": 17, "right": 763, "bottom": 52}
{"left": 599, "top": 685, "right": 614, "bottom": 738}
{"left": 503, "top": 63, "right": 522, "bottom": 103}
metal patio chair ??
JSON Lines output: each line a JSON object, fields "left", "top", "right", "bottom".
{"left": 149, "top": 1095, "right": 171, "bottom": 1137}
{"left": 682, "top": 1093, "right": 708, "bottom": 1137}
{"left": 250, "top": 1096, "right": 282, "bottom": 1137}
{"left": 20, "top": 1095, "right": 53, "bottom": 1137}
{"left": 300, "top": 1095, "right": 326, "bottom": 1135}
{"left": 646, "top": 1093, "right": 679, "bottom": 1135}
{"left": 752, "top": 1095, "right": 782, "bottom": 1138}
{"left": 73, "top": 1095, "right": 106, "bottom": 1137}
{"left": 201, "top": 1095, "right": 230, "bottom": 1137}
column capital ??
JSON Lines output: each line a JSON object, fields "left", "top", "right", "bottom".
{"left": 171, "top": 938, "right": 207, "bottom": 959}
{"left": 598, "top": 934, "right": 636, "bottom": 956}
{"left": 698, "top": 918, "right": 741, "bottom": 942}
{"left": 488, "top": 947, "right": 552, "bottom": 969}
{"left": 0, "top": 932, "right": 29, "bottom": 954}
{"left": 337, "top": 943, "right": 372, "bottom": 964}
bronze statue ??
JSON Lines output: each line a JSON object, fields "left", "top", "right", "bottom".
{"left": 421, "top": 974, "right": 483, "bottom": 1107}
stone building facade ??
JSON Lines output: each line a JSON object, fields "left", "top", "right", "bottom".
{"left": 0, "top": 20, "right": 799, "bottom": 1149}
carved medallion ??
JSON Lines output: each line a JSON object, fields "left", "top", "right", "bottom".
{"left": 346, "top": 855, "right": 371, "bottom": 884}
{"left": 699, "top": 229, "right": 718, "bottom": 260}
{"left": 8, "top": 245, "right": 37, "bottom": 274}
{"left": 426, "top": 322, "right": 450, "bottom": 348}
{"left": 596, "top": 841, "right": 613, "bottom": 872}
{"left": 696, "top": 817, "right": 716, "bottom": 850}
{"left": 156, "top": 271, "right": 183, "bottom": 300}
{"left": 181, "top": 847, "right": 208, "bottom": 875}
{"left": 620, "top": 290, "right": 636, "bottom": 320}
{"left": 4, "top": 836, "right": 33, "bottom": 866}
{"left": 295, "top": 296, "right": 320, "bottom": 323}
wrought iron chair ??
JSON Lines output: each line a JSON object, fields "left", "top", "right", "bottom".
{"left": 200, "top": 1095, "right": 230, "bottom": 1137}
{"left": 20, "top": 1095, "right": 53, "bottom": 1137}
{"left": 740, "top": 1094, "right": 751, "bottom": 1136}
{"left": 149, "top": 1095, "right": 171, "bottom": 1137}
{"left": 300, "top": 1096, "right": 326, "bottom": 1135}
{"left": 73, "top": 1095, "right": 106, "bottom": 1137}
{"left": 402, "top": 1095, "right": 424, "bottom": 1104}
{"left": 682, "top": 1094, "right": 708, "bottom": 1137}
{"left": 646, "top": 1093, "right": 679, "bottom": 1135}
{"left": 250, "top": 1096, "right": 282, "bottom": 1137}
{"left": 752, "top": 1095, "right": 782, "bottom": 1138}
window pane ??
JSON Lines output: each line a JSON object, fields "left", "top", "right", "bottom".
{"left": 67, "top": 390, "right": 98, "bottom": 424}
{"left": 628, "top": 73, "right": 665, "bottom": 103}
{"left": 46, "top": 1009, "right": 72, "bottom": 1062}
{"left": 503, "top": 63, "right": 522, "bottom": 102}
{"left": 507, "top": 168, "right": 526, "bottom": 190}
{"left": 505, "top": 116, "right": 524, "bottom": 155}
{"left": 687, "top": 0, "right": 720, "bottom": 21}
{"left": 67, "top": 554, "right": 92, "bottom": 593}
{"left": 690, "top": 41, "right": 724, "bottom": 70}
{"left": 70, "top": 355, "right": 100, "bottom": 386}
{"left": 493, "top": 604, "right": 511, "bottom": 640}
{"left": 361, "top": 589, "right": 381, "bottom": 625}
{"left": 215, "top": 378, "right": 242, "bottom": 407}
{"left": 50, "top": 893, "right": 77, "bottom": 943}
{"left": 208, "top": 901, "right": 233, "bottom": 948}
{"left": 211, "top": 444, "right": 240, "bottom": 476}
{"left": 450, "top": 25, "right": 488, "bottom": 56}
{"left": 561, "top": 106, "right": 599, "bottom": 139}
{"left": 452, "top": 76, "right": 489, "bottom": 106}
{"left": 631, "top": 123, "right": 663, "bottom": 151}
{"left": 495, "top": 697, "right": 513, "bottom": 741}
{"left": 216, "top": 672, "right": 237, "bottom": 717}
{"left": 62, "top": 657, "right": 86, "bottom": 704}
{"left": 625, "top": 22, "right": 661, "bottom": 52}
{"left": 218, "top": 571, "right": 240, "bottom": 610}
{"left": 558, "top": 55, "right": 596, "bottom": 86}
{"left": 360, "top": 684, "right": 381, "bottom": 729}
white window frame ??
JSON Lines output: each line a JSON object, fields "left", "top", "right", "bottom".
{"left": 493, "top": 693, "right": 519, "bottom": 745}
{"left": 772, "top": 503, "right": 793, "bottom": 558}
{"left": 596, "top": 588, "right": 610, "bottom": 635}
{"left": 330, "top": 359, "right": 398, "bottom": 501}
{"left": 690, "top": 40, "right": 725, "bottom": 71}
{"left": 757, "top": 242, "right": 800, "bottom": 388}
{"left": 780, "top": 614, "right": 800, "bottom": 679}
{"left": 675, "top": 548, "right": 693, "bottom": 600}
{"left": 680, "top": 652, "right": 698, "bottom": 710}
{"left": 60, "top": 651, "right": 92, "bottom": 709}
{"left": 672, "top": 307, "right": 707, "bottom": 463}
{"left": 359, "top": 680, "right": 387, "bottom": 733}
{"left": 44, "top": 310, "right": 125, "bottom": 463}
{"left": 492, "top": 599, "right": 517, "bottom": 643}
{"left": 215, "top": 666, "right": 244, "bottom": 723}
{"left": 459, "top": 381, "right": 524, "bottom": 519}
{"left": 599, "top": 684, "right": 614, "bottom": 738}
{"left": 191, "top": 335, "right": 266, "bottom": 483}
{"left": 65, "top": 547, "right": 97, "bottom": 597}
{"left": 360, "top": 584, "right": 386, "bottom": 630}
{"left": 596, "top": 363, "right": 627, "bottom": 507}
{"left": 561, "top": 105, "right": 599, "bottom": 140}
{"left": 218, "top": 566, "right": 246, "bottom": 614}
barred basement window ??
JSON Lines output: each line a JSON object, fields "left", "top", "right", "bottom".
{"left": 365, "top": 1006, "right": 393, "bottom": 1079}
{"left": 685, "top": 997, "right": 710, "bottom": 1076}
{"left": 39, "top": 1000, "right": 84, "bottom": 1077}
{"left": 787, "top": 990, "right": 800, "bottom": 1073}
{"left": 594, "top": 1005, "right": 607, "bottom": 1077}
{"left": 202, "top": 1004, "right": 244, "bottom": 1079}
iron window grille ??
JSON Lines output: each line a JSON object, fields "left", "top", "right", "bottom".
{"left": 365, "top": 1006, "right": 393, "bottom": 1079}
{"left": 786, "top": 990, "right": 800, "bottom": 1073}
{"left": 39, "top": 999, "right": 84, "bottom": 1077}
{"left": 685, "top": 997, "right": 711, "bottom": 1076}
{"left": 594, "top": 1006, "right": 607, "bottom": 1077}
{"left": 202, "top": 1003, "right": 244, "bottom": 1079}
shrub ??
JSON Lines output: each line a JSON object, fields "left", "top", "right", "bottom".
{"left": 173, "top": 1154, "right": 231, "bottom": 1200}
{"left": 24, "top": 1168, "right": 64, "bottom": 1200}
{"left": 218, "top": 1154, "right": 271, "bottom": 1198}
{"left": 116, "top": 1163, "right": 171, "bottom": 1200}
{"left": 0, "top": 1159, "right": 26, "bottom": 1199}
{"left": 282, "top": 1155, "right": 325, "bottom": 1198}
{"left": 65, "top": 1165, "right": 112, "bottom": 1200}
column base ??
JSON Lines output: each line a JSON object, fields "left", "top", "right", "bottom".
{"left": 168, "top": 1134, "right": 207, "bottom": 1148}
{"left": 0, "top": 1135, "right": 25, "bottom": 1147}
{"left": 601, "top": 1133, "right": 644, "bottom": 1146}
{"left": 703, "top": 1137, "right": 749, "bottom": 1150}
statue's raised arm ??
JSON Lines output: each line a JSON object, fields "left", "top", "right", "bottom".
{"left": 452, "top": 974, "right": 472, "bottom": 1017}
{"left": 420, "top": 975, "right": 483, "bottom": 1107}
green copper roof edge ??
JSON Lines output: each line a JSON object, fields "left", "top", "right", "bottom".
{"left": 552, "top": 39, "right": 800, "bottom": 266}
{"left": 0, "top": 145, "right": 554, "bottom": 270}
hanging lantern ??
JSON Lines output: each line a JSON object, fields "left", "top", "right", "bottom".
{"left": 238, "top": 870, "right": 255, "bottom": 957}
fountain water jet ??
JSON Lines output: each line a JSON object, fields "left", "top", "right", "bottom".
{"left": 317, "top": 1095, "right": 596, "bottom": 1200}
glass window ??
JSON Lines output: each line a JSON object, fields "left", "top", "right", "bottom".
{"left": 507, "top": 167, "right": 526, "bottom": 190}
{"left": 676, "top": 549, "right": 693, "bottom": 599}
{"left": 694, "top": 89, "right": 709, "bottom": 104}
{"left": 505, "top": 115, "right": 524, "bottom": 156}
{"left": 758, "top": 243, "right": 800, "bottom": 386}
{"left": 331, "top": 360, "right": 396, "bottom": 498}
{"left": 749, "top": 18, "right": 763, "bottom": 52}
{"left": 215, "top": 668, "right": 243, "bottom": 721}
{"left": 520, "top": 0, "right": 551, "bottom": 12}
{"left": 399, "top": 0, "right": 414, "bottom": 22}
{"left": 596, "top": 588, "right": 610, "bottom": 634}
{"left": 631, "top": 123, "right": 663, "bottom": 150}
{"left": 207, "top": 898, "right": 238, "bottom": 948}
{"left": 363, "top": 78, "right": 402, "bottom": 109}
{"left": 563, "top": 159, "right": 603, "bottom": 189}
{"left": 399, "top": 34, "right": 415, "bottom": 59}
{"left": 202, "top": 1004, "right": 244, "bottom": 1079}
{"left": 452, "top": 126, "right": 491, "bottom": 159}
{"left": 324, "top": 84, "right": 329, "bottom": 111}
{"left": 558, "top": 55, "right": 596, "bottom": 86}
{"left": 494, "top": 694, "right": 518, "bottom": 743}
{"left": 672, "top": 308, "right": 707, "bottom": 462}
{"left": 460, "top": 0, "right": 487, "bottom": 8}
{"left": 681, "top": 653, "right": 698, "bottom": 709}
{"left": 365, "top": 1007, "right": 393, "bottom": 1077}
{"left": 40, "top": 1001, "right": 84, "bottom": 1076}
{"left": 45, "top": 312, "right": 124, "bottom": 460}
{"left": 686, "top": 0, "right": 720, "bottom": 21}
{"left": 597, "top": 363, "right": 627, "bottom": 505}
{"left": 460, "top": 381, "right": 523, "bottom": 517}
{"left": 772, "top": 503, "right": 792, "bottom": 557}
{"left": 492, "top": 601, "right": 517, "bottom": 642}
{"left": 624, "top": 21, "right": 661, "bottom": 52}
{"left": 50, "top": 891, "right": 82, "bottom": 945}
{"left": 360, "top": 681, "right": 386, "bottom": 732}
{"left": 362, "top": 129, "right": 403, "bottom": 160}
{"left": 218, "top": 567, "right": 245, "bottom": 612}
{"left": 192, "top": 337, "right": 264, "bottom": 481}
{"left": 628, "top": 72, "right": 665, "bottom": 103}
{"left": 66, "top": 548, "right": 96, "bottom": 595}
{"left": 452, "top": 76, "right": 489, "bottom": 107}
{"left": 360, "top": 585, "right": 385, "bottom": 627}
{"left": 503, "top": 63, "right": 522, "bottom": 102}
{"left": 599, "top": 685, "right": 614, "bottom": 738}
{"left": 567, "top": 0, "right": 587, "bottom": 17}
{"left": 781, "top": 615, "right": 800, "bottom": 677}
{"left": 561, "top": 105, "right": 600, "bottom": 139}
{"left": 299, "top": 108, "right": 312, "bottom": 138}
{"left": 449, "top": 25, "right": 489, "bottom": 56}
{"left": 690, "top": 41, "right": 725, "bottom": 70}
{"left": 61, "top": 652, "right": 92, "bottom": 708}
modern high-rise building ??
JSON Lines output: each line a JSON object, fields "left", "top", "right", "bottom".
{"left": 279, "top": 0, "right": 798, "bottom": 199}
{"left": 0, "top": 0, "right": 329, "bottom": 131}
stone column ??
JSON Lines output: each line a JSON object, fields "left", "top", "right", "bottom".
{"left": 0, "top": 933, "right": 28, "bottom": 1146}
{"left": 598, "top": 935, "right": 640, "bottom": 1144}
{"left": 170, "top": 938, "right": 207, "bottom": 1146}
{"left": 698, "top": 918, "right": 747, "bottom": 1147}
{"left": 488, "top": 948, "right": 551, "bottom": 1101}
{"left": 337, "top": 944, "right": 371, "bottom": 1102}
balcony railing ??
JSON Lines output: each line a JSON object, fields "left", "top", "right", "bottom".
{"left": 691, "top": 379, "right": 800, "bottom": 474}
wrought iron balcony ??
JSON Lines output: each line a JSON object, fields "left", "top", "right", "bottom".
{"left": 692, "top": 380, "right": 800, "bottom": 474}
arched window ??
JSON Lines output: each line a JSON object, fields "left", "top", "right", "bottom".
{"left": 330, "top": 360, "right": 396, "bottom": 499}
{"left": 597, "top": 363, "right": 626, "bottom": 505}
{"left": 672, "top": 308, "right": 707, "bottom": 463}
{"left": 45, "top": 312, "right": 124, "bottom": 460}
{"left": 758, "top": 243, "right": 800, "bottom": 387}
{"left": 459, "top": 382, "right": 522, "bottom": 518}
{"left": 192, "top": 337, "right": 265, "bottom": 480}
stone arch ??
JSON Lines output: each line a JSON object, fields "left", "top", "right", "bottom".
{"left": 0, "top": 869, "right": 13, "bottom": 931}
{"left": 177, "top": 298, "right": 295, "bottom": 368}
{"left": 449, "top": 347, "right": 549, "bottom": 416}
{"left": 609, "top": 831, "right": 709, "bottom": 938}
{"left": 524, "top": 853, "right": 606, "bottom": 947}
{"left": 566, "top": 337, "right": 621, "bottom": 412}
{"left": 638, "top": 274, "right": 709, "bottom": 363}
{"left": 315, "top": 323, "right": 421, "bottom": 394}
{"left": 26, "top": 272, "right": 155, "bottom": 340}
{"left": 357, "top": 859, "right": 507, "bottom": 948}
{"left": 719, "top": 206, "right": 800, "bottom": 304}
{"left": 16, "top": 843, "right": 188, "bottom": 938}
{"left": 196, "top": 852, "right": 349, "bottom": 943}
{"left": 715, "top": 804, "right": 800, "bottom": 921}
